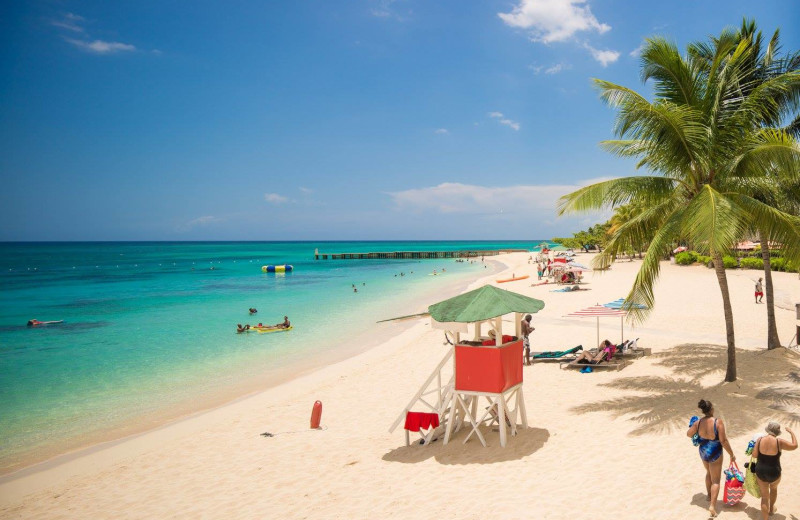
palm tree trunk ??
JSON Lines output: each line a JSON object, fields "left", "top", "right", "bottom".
{"left": 759, "top": 231, "right": 781, "bottom": 349}
{"left": 712, "top": 252, "right": 737, "bottom": 382}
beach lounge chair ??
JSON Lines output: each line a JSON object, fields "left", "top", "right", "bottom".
{"left": 560, "top": 346, "right": 627, "bottom": 371}
{"left": 615, "top": 338, "right": 649, "bottom": 358}
{"left": 531, "top": 345, "right": 583, "bottom": 363}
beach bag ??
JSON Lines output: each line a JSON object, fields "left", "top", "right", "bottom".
{"left": 688, "top": 416, "right": 701, "bottom": 446}
{"left": 744, "top": 457, "right": 761, "bottom": 498}
{"left": 723, "top": 462, "right": 745, "bottom": 505}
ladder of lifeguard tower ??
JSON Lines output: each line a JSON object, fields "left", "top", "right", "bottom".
{"left": 389, "top": 347, "right": 455, "bottom": 437}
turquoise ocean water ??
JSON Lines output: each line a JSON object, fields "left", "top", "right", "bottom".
{"left": 0, "top": 241, "right": 535, "bottom": 472}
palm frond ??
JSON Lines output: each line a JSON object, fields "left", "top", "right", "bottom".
{"left": 639, "top": 37, "right": 700, "bottom": 106}
{"left": 624, "top": 210, "right": 686, "bottom": 322}
{"left": 557, "top": 176, "right": 678, "bottom": 215}
{"left": 681, "top": 185, "right": 745, "bottom": 256}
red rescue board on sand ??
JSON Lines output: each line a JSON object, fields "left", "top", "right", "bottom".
{"left": 455, "top": 340, "right": 523, "bottom": 393}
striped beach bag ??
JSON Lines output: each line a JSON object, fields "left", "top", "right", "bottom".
{"left": 724, "top": 462, "right": 745, "bottom": 506}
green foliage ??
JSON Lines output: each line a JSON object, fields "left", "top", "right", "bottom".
{"left": 723, "top": 256, "right": 738, "bottom": 269}
{"left": 675, "top": 251, "right": 698, "bottom": 265}
{"left": 786, "top": 259, "right": 800, "bottom": 273}
{"left": 552, "top": 237, "right": 582, "bottom": 250}
{"left": 697, "top": 255, "right": 712, "bottom": 266}
{"left": 552, "top": 222, "right": 611, "bottom": 252}
{"left": 769, "top": 257, "right": 786, "bottom": 271}
{"left": 739, "top": 257, "right": 764, "bottom": 269}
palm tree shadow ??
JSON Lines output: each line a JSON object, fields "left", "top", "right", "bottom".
{"left": 571, "top": 344, "right": 800, "bottom": 436}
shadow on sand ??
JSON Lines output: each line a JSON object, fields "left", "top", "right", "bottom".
{"left": 571, "top": 345, "right": 800, "bottom": 436}
{"left": 382, "top": 427, "right": 549, "bottom": 465}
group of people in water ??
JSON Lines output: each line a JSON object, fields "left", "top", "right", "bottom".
{"left": 687, "top": 399, "right": 797, "bottom": 518}
{"left": 236, "top": 315, "right": 290, "bottom": 333}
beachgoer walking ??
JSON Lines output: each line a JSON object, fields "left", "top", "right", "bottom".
{"left": 755, "top": 278, "right": 764, "bottom": 303}
{"left": 686, "top": 399, "right": 735, "bottom": 518}
{"left": 521, "top": 314, "right": 534, "bottom": 365}
{"left": 753, "top": 422, "right": 797, "bottom": 520}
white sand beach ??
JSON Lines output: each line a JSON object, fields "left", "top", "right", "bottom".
{"left": 2, "top": 252, "right": 800, "bottom": 519}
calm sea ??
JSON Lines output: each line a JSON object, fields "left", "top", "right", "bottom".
{"left": 0, "top": 241, "right": 536, "bottom": 472}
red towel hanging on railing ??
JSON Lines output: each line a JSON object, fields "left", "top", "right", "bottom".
{"left": 404, "top": 412, "right": 440, "bottom": 432}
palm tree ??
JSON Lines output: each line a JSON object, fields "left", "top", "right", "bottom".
{"left": 731, "top": 20, "right": 800, "bottom": 349}
{"left": 558, "top": 28, "right": 800, "bottom": 382}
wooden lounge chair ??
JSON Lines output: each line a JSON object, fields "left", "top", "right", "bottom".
{"left": 559, "top": 348, "right": 628, "bottom": 371}
{"left": 616, "top": 337, "right": 650, "bottom": 358}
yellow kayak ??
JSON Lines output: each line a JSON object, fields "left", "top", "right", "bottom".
{"left": 254, "top": 326, "right": 293, "bottom": 334}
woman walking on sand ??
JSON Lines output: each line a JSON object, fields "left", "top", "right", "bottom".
{"left": 753, "top": 422, "right": 797, "bottom": 519}
{"left": 686, "top": 399, "right": 735, "bottom": 517}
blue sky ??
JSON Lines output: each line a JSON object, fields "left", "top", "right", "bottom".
{"left": 1, "top": 1, "right": 798, "bottom": 241}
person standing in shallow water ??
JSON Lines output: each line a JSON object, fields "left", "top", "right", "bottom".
{"left": 686, "top": 399, "right": 735, "bottom": 518}
{"left": 753, "top": 422, "right": 797, "bottom": 520}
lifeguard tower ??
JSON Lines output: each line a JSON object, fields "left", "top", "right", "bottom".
{"left": 389, "top": 285, "right": 545, "bottom": 447}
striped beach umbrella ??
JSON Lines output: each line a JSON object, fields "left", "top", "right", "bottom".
{"left": 602, "top": 299, "right": 648, "bottom": 343}
{"left": 565, "top": 305, "right": 627, "bottom": 347}
{"left": 603, "top": 298, "right": 648, "bottom": 310}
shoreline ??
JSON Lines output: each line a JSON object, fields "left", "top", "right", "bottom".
{"left": 3, "top": 252, "right": 800, "bottom": 518}
{"left": 0, "top": 257, "right": 507, "bottom": 482}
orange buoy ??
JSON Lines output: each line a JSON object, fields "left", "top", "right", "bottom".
{"left": 310, "top": 400, "right": 322, "bottom": 429}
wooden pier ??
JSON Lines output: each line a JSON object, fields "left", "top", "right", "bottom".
{"left": 313, "top": 248, "right": 527, "bottom": 260}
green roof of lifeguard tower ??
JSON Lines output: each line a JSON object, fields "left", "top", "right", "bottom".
{"left": 428, "top": 285, "right": 545, "bottom": 323}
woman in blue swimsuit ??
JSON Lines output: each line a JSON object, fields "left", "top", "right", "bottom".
{"left": 686, "top": 399, "right": 735, "bottom": 518}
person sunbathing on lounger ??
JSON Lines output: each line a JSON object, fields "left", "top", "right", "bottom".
{"left": 574, "top": 339, "right": 614, "bottom": 364}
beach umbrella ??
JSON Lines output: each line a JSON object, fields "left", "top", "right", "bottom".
{"left": 429, "top": 285, "right": 545, "bottom": 324}
{"left": 564, "top": 305, "right": 627, "bottom": 347}
{"left": 549, "top": 245, "right": 568, "bottom": 251}
{"left": 603, "top": 298, "right": 648, "bottom": 342}
{"left": 603, "top": 298, "right": 648, "bottom": 310}
{"left": 567, "top": 262, "right": 590, "bottom": 270}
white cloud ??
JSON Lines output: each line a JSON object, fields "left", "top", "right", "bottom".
{"left": 488, "top": 112, "right": 521, "bottom": 131}
{"left": 388, "top": 181, "right": 612, "bottom": 220}
{"left": 264, "top": 193, "right": 288, "bottom": 204}
{"left": 584, "top": 43, "right": 620, "bottom": 66}
{"left": 55, "top": 13, "right": 141, "bottom": 55}
{"left": 529, "top": 64, "right": 544, "bottom": 74}
{"left": 434, "top": 128, "right": 449, "bottom": 135}
{"left": 298, "top": 187, "right": 313, "bottom": 194}
{"left": 370, "top": 0, "right": 408, "bottom": 20}
{"left": 65, "top": 38, "right": 136, "bottom": 54}
{"left": 545, "top": 62, "right": 570, "bottom": 74}
{"left": 498, "top": 0, "right": 611, "bottom": 43}
{"left": 629, "top": 43, "right": 644, "bottom": 57}
{"left": 51, "top": 13, "right": 86, "bottom": 33}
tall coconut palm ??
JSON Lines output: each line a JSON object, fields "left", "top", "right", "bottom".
{"left": 731, "top": 20, "right": 800, "bottom": 349}
{"left": 558, "top": 29, "right": 800, "bottom": 382}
